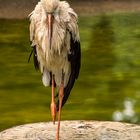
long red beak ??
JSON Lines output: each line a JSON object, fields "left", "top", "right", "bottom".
{"left": 47, "top": 14, "right": 54, "bottom": 49}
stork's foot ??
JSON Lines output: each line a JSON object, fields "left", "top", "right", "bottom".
{"left": 50, "top": 101, "right": 56, "bottom": 124}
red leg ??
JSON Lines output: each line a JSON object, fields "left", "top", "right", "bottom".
{"left": 50, "top": 75, "right": 56, "bottom": 124}
{"left": 56, "top": 74, "right": 64, "bottom": 140}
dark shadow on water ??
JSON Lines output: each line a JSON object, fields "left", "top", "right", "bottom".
{"left": 82, "top": 15, "right": 139, "bottom": 123}
{"left": 83, "top": 14, "right": 116, "bottom": 89}
{"left": 86, "top": 15, "right": 115, "bottom": 73}
{"left": 81, "top": 15, "right": 117, "bottom": 120}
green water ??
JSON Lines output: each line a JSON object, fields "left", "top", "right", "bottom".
{"left": 0, "top": 13, "right": 140, "bottom": 131}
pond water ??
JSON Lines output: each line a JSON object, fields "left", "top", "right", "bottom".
{"left": 0, "top": 13, "right": 140, "bottom": 131}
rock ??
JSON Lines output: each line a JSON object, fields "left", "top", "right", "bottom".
{"left": 0, "top": 121, "right": 140, "bottom": 140}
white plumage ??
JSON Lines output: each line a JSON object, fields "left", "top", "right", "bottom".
{"left": 29, "top": 0, "right": 80, "bottom": 87}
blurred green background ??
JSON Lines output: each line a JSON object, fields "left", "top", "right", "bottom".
{"left": 1, "top": 0, "right": 140, "bottom": 131}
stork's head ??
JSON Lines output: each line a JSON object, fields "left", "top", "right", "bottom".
{"left": 41, "top": 0, "right": 60, "bottom": 49}
{"left": 41, "top": 0, "right": 59, "bottom": 13}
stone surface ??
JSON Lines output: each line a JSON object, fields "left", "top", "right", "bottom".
{"left": 0, "top": 121, "right": 140, "bottom": 140}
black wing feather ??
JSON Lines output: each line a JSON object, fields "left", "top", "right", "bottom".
{"left": 28, "top": 46, "right": 40, "bottom": 71}
{"left": 56, "top": 32, "right": 81, "bottom": 111}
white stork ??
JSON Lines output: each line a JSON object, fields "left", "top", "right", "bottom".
{"left": 28, "top": 0, "right": 81, "bottom": 139}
